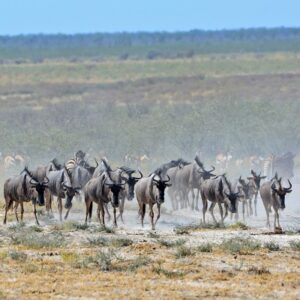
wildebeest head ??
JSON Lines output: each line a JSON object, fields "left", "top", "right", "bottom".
{"left": 198, "top": 165, "right": 216, "bottom": 181}
{"left": 219, "top": 177, "right": 240, "bottom": 213}
{"left": 124, "top": 170, "right": 143, "bottom": 201}
{"left": 248, "top": 170, "right": 266, "bottom": 190}
{"left": 104, "top": 176, "right": 126, "bottom": 208}
{"left": 271, "top": 179, "right": 292, "bottom": 209}
{"left": 238, "top": 176, "right": 250, "bottom": 199}
{"left": 63, "top": 183, "right": 81, "bottom": 209}
{"left": 195, "top": 156, "right": 216, "bottom": 180}
{"left": 153, "top": 174, "right": 172, "bottom": 204}
{"left": 24, "top": 167, "right": 49, "bottom": 206}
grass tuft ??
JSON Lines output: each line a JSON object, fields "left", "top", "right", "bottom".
{"left": 175, "top": 246, "right": 194, "bottom": 258}
{"left": 264, "top": 241, "right": 280, "bottom": 251}
{"left": 10, "top": 232, "right": 66, "bottom": 249}
{"left": 248, "top": 266, "right": 270, "bottom": 275}
{"left": 228, "top": 222, "right": 249, "bottom": 230}
{"left": 156, "top": 239, "right": 186, "bottom": 248}
{"left": 289, "top": 240, "right": 300, "bottom": 251}
{"left": 196, "top": 243, "right": 213, "bottom": 253}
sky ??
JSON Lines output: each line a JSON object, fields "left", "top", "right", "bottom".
{"left": 0, "top": 0, "right": 300, "bottom": 35}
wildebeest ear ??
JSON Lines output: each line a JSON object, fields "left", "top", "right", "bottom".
{"left": 247, "top": 177, "right": 253, "bottom": 180}
{"left": 260, "top": 176, "right": 267, "bottom": 179}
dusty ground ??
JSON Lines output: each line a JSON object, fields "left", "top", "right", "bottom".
{"left": 0, "top": 190, "right": 299, "bottom": 300}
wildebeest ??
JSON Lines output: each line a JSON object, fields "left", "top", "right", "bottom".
{"left": 3, "top": 166, "right": 49, "bottom": 225}
{"left": 200, "top": 174, "right": 240, "bottom": 225}
{"left": 32, "top": 158, "right": 63, "bottom": 215}
{"left": 234, "top": 176, "right": 251, "bottom": 221}
{"left": 46, "top": 166, "right": 81, "bottom": 221}
{"left": 84, "top": 161, "right": 126, "bottom": 227}
{"left": 260, "top": 176, "right": 292, "bottom": 230}
{"left": 247, "top": 170, "right": 266, "bottom": 216}
{"left": 153, "top": 158, "right": 190, "bottom": 177}
{"left": 135, "top": 172, "right": 171, "bottom": 230}
{"left": 172, "top": 156, "right": 213, "bottom": 211}
{"left": 117, "top": 166, "right": 143, "bottom": 222}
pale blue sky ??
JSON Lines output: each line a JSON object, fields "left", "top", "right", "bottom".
{"left": 0, "top": 0, "right": 299, "bottom": 35}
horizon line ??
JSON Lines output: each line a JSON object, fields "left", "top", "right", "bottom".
{"left": 1, "top": 25, "right": 299, "bottom": 37}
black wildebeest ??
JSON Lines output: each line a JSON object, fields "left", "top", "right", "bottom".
{"left": 84, "top": 163, "right": 126, "bottom": 227}
{"left": 135, "top": 172, "right": 171, "bottom": 230}
{"left": 46, "top": 167, "right": 81, "bottom": 221}
{"left": 247, "top": 170, "right": 266, "bottom": 216}
{"left": 3, "top": 167, "right": 49, "bottom": 225}
{"left": 200, "top": 175, "right": 240, "bottom": 225}
{"left": 260, "top": 176, "right": 292, "bottom": 230}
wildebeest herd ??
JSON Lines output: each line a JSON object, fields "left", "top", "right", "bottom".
{"left": 3, "top": 150, "right": 294, "bottom": 231}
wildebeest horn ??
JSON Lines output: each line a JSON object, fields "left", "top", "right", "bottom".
{"left": 163, "top": 175, "right": 171, "bottom": 183}
{"left": 29, "top": 178, "right": 38, "bottom": 186}
{"left": 284, "top": 179, "right": 292, "bottom": 191}
{"left": 271, "top": 182, "right": 277, "bottom": 192}
{"left": 251, "top": 170, "right": 256, "bottom": 176}
{"left": 208, "top": 165, "right": 215, "bottom": 173}
{"left": 94, "top": 158, "right": 99, "bottom": 168}
{"left": 133, "top": 170, "right": 143, "bottom": 179}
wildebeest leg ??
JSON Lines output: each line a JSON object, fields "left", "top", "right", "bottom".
{"left": 140, "top": 203, "right": 146, "bottom": 227}
{"left": 209, "top": 202, "right": 217, "bottom": 224}
{"left": 84, "top": 196, "right": 91, "bottom": 225}
{"left": 113, "top": 207, "right": 117, "bottom": 227}
{"left": 274, "top": 208, "right": 281, "bottom": 229}
{"left": 195, "top": 189, "right": 200, "bottom": 211}
{"left": 190, "top": 188, "right": 195, "bottom": 210}
{"left": 104, "top": 203, "right": 111, "bottom": 222}
{"left": 64, "top": 204, "right": 72, "bottom": 220}
{"left": 14, "top": 202, "right": 19, "bottom": 223}
{"left": 57, "top": 197, "right": 63, "bottom": 222}
{"left": 99, "top": 202, "right": 105, "bottom": 227}
{"left": 117, "top": 197, "right": 125, "bottom": 223}
{"left": 242, "top": 200, "right": 246, "bottom": 222}
{"left": 249, "top": 197, "right": 253, "bottom": 216}
{"left": 254, "top": 192, "right": 258, "bottom": 216}
{"left": 262, "top": 200, "right": 270, "bottom": 228}
{"left": 149, "top": 204, "right": 155, "bottom": 230}
{"left": 33, "top": 202, "right": 40, "bottom": 226}
{"left": 201, "top": 194, "right": 208, "bottom": 224}
{"left": 3, "top": 197, "right": 13, "bottom": 225}
{"left": 20, "top": 202, "right": 24, "bottom": 222}
{"left": 218, "top": 202, "right": 224, "bottom": 224}
{"left": 45, "top": 190, "right": 52, "bottom": 217}
{"left": 155, "top": 203, "right": 161, "bottom": 225}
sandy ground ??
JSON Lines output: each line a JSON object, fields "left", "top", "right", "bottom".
{"left": 0, "top": 184, "right": 299, "bottom": 299}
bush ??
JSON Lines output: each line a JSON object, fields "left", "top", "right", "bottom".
{"left": 9, "top": 250, "right": 27, "bottom": 261}
{"left": 220, "top": 238, "right": 261, "bottom": 254}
